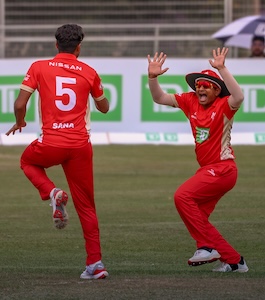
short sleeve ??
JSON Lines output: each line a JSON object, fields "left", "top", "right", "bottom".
{"left": 174, "top": 92, "right": 195, "bottom": 118}
{"left": 223, "top": 96, "right": 238, "bottom": 120}
{"left": 91, "top": 73, "right": 105, "bottom": 101}
{"left": 20, "top": 61, "right": 39, "bottom": 92}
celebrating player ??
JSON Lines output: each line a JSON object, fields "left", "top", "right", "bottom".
{"left": 147, "top": 47, "right": 248, "bottom": 273}
{"left": 6, "top": 24, "right": 109, "bottom": 279}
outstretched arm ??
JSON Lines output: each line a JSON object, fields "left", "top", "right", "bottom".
{"left": 209, "top": 47, "right": 244, "bottom": 109}
{"left": 147, "top": 52, "right": 178, "bottom": 107}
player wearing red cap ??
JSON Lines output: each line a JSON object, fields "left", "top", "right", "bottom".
{"left": 6, "top": 24, "right": 109, "bottom": 279}
{"left": 147, "top": 47, "right": 248, "bottom": 273}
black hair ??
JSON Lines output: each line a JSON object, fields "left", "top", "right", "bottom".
{"left": 55, "top": 24, "right": 84, "bottom": 53}
{"left": 252, "top": 35, "right": 265, "bottom": 44}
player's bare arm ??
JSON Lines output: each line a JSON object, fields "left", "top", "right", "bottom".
{"left": 209, "top": 47, "right": 244, "bottom": 109}
{"left": 148, "top": 52, "right": 178, "bottom": 107}
{"left": 94, "top": 97, "right": 109, "bottom": 113}
{"left": 6, "top": 89, "right": 31, "bottom": 136}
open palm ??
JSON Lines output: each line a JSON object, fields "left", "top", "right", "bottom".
{"left": 147, "top": 52, "right": 169, "bottom": 78}
{"left": 209, "top": 47, "right": 228, "bottom": 70}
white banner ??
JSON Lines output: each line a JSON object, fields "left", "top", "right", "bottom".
{"left": 0, "top": 57, "right": 265, "bottom": 136}
{"left": 1, "top": 132, "right": 265, "bottom": 146}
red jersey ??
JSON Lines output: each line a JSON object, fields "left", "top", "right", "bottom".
{"left": 21, "top": 53, "right": 105, "bottom": 148}
{"left": 175, "top": 92, "right": 238, "bottom": 167}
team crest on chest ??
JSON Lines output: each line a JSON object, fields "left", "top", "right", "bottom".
{"left": 211, "top": 112, "right": 216, "bottom": 120}
{"left": 196, "top": 127, "right": 210, "bottom": 143}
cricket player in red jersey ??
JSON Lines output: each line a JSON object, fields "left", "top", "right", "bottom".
{"left": 147, "top": 47, "right": 249, "bottom": 273}
{"left": 6, "top": 24, "right": 109, "bottom": 279}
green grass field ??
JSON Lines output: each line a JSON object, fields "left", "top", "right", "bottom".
{"left": 0, "top": 145, "right": 264, "bottom": 300}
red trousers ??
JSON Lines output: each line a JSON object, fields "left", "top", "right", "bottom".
{"left": 174, "top": 160, "right": 241, "bottom": 264}
{"left": 20, "top": 139, "right": 102, "bottom": 265}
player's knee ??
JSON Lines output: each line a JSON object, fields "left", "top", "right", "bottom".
{"left": 174, "top": 189, "right": 189, "bottom": 209}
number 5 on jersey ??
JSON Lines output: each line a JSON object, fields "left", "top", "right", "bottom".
{"left": 55, "top": 76, "right": 76, "bottom": 111}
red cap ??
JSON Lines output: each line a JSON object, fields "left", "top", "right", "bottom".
{"left": 185, "top": 69, "right": 230, "bottom": 97}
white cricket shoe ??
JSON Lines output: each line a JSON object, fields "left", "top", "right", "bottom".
{"left": 80, "top": 262, "right": 109, "bottom": 280}
{"left": 212, "top": 256, "right": 249, "bottom": 273}
{"left": 51, "top": 189, "right": 69, "bottom": 229}
{"left": 188, "top": 248, "right": 221, "bottom": 266}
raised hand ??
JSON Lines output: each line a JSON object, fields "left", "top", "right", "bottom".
{"left": 147, "top": 52, "right": 169, "bottom": 78}
{"left": 209, "top": 47, "right": 228, "bottom": 70}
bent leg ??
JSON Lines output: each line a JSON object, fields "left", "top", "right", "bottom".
{"left": 174, "top": 161, "right": 241, "bottom": 264}
{"left": 174, "top": 174, "right": 215, "bottom": 248}
{"left": 21, "top": 140, "right": 67, "bottom": 200}
{"left": 199, "top": 201, "right": 241, "bottom": 264}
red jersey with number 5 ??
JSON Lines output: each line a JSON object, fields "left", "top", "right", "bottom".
{"left": 175, "top": 92, "right": 238, "bottom": 167}
{"left": 20, "top": 53, "right": 105, "bottom": 148}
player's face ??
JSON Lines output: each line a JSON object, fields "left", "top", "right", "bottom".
{"left": 195, "top": 80, "right": 221, "bottom": 106}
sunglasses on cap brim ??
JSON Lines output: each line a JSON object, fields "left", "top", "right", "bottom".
{"left": 195, "top": 80, "right": 219, "bottom": 89}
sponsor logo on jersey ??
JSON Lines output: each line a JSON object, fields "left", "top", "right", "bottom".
{"left": 196, "top": 127, "right": 210, "bottom": 143}
{"left": 207, "top": 169, "right": 216, "bottom": 176}
{"left": 24, "top": 74, "right": 30, "bottom": 81}
{"left": 49, "top": 62, "right": 82, "bottom": 71}
{"left": 52, "top": 122, "right": 74, "bottom": 129}
{"left": 191, "top": 112, "right": 197, "bottom": 119}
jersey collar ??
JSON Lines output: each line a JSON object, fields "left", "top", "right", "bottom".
{"left": 54, "top": 53, "right": 77, "bottom": 60}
